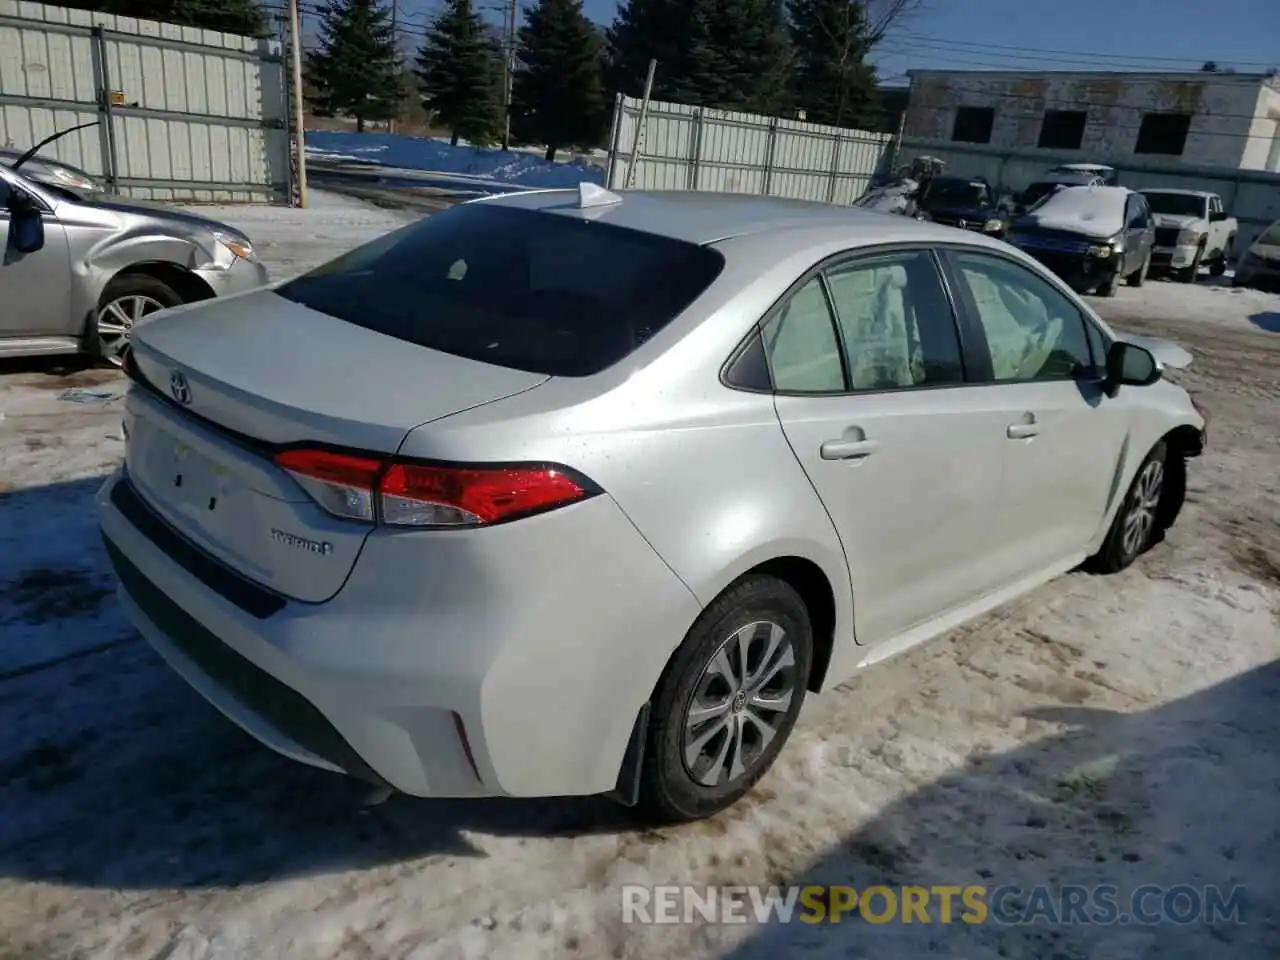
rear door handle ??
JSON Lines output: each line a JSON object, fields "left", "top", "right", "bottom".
{"left": 1006, "top": 423, "right": 1039, "bottom": 439}
{"left": 821, "top": 438, "right": 881, "bottom": 460}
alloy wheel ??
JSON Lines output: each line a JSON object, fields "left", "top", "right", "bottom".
{"left": 1122, "top": 459, "right": 1164, "bottom": 557}
{"left": 682, "top": 620, "right": 799, "bottom": 788}
{"left": 98, "top": 294, "right": 165, "bottom": 366}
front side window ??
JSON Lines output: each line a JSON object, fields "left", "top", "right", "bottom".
{"left": 762, "top": 276, "right": 845, "bottom": 392}
{"left": 950, "top": 251, "right": 1093, "bottom": 382}
{"left": 822, "top": 251, "right": 964, "bottom": 390}
{"left": 274, "top": 203, "right": 725, "bottom": 377}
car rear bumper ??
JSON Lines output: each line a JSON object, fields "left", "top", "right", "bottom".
{"left": 98, "top": 467, "right": 701, "bottom": 799}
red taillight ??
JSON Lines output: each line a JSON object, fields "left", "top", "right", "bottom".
{"left": 275, "top": 448, "right": 383, "bottom": 522}
{"left": 273, "top": 448, "right": 595, "bottom": 527}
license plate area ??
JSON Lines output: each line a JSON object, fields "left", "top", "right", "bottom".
{"left": 124, "top": 407, "right": 274, "bottom": 581}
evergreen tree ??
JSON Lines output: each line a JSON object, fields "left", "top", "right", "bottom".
{"left": 306, "top": 0, "right": 404, "bottom": 132}
{"left": 606, "top": 0, "right": 791, "bottom": 115}
{"left": 513, "top": 0, "right": 607, "bottom": 161}
{"left": 788, "top": 0, "right": 878, "bottom": 127}
{"left": 59, "top": 0, "right": 269, "bottom": 36}
{"left": 415, "top": 0, "right": 504, "bottom": 147}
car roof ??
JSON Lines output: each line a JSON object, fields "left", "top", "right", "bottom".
{"left": 1051, "top": 163, "right": 1114, "bottom": 171}
{"left": 473, "top": 187, "right": 1006, "bottom": 247}
{"left": 1047, "top": 184, "right": 1131, "bottom": 202}
{"left": 1138, "top": 187, "right": 1212, "bottom": 198}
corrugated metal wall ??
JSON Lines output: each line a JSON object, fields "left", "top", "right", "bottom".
{"left": 607, "top": 94, "right": 895, "bottom": 204}
{"left": 897, "top": 136, "right": 1280, "bottom": 254}
{"left": 0, "top": 0, "right": 289, "bottom": 202}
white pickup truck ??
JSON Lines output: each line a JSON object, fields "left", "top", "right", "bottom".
{"left": 1139, "top": 188, "right": 1237, "bottom": 282}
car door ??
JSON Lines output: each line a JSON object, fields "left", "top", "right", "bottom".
{"left": 941, "top": 248, "right": 1130, "bottom": 587}
{"left": 766, "top": 248, "right": 1009, "bottom": 649}
{"left": 0, "top": 171, "right": 72, "bottom": 340}
{"left": 1122, "top": 194, "right": 1149, "bottom": 275}
{"left": 1207, "top": 195, "right": 1226, "bottom": 252}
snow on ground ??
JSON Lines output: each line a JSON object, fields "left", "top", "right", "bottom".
{"left": 306, "top": 131, "right": 606, "bottom": 189}
{"left": 0, "top": 198, "right": 1278, "bottom": 959}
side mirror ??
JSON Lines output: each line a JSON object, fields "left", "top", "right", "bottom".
{"left": 7, "top": 193, "right": 45, "bottom": 255}
{"left": 1104, "top": 341, "right": 1161, "bottom": 397}
{"left": 1210, "top": 210, "right": 1228, "bottom": 222}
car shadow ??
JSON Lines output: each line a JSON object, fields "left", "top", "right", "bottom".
{"left": 721, "top": 660, "right": 1280, "bottom": 958}
{"left": 1248, "top": 312, "right": 1280, "bottom": 333}
{"left": 0, "top": 476, "right": 637, "bottom": 891}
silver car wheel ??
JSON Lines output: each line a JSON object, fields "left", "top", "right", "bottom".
{"left": 1121, "top": 459, "right": 1164, "bottom": 557}
{"left": 683, "top": 620, "right": 798, "bottom": 788}
{"left": 98, "top": 294, "right": 165, "bottom": 366}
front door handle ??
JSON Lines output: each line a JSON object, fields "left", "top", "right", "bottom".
{"left": 821, "top": 438, "right": 881, "bottom": 460}
{"left": 1006, "top": 422, "right": 1039, "bottom": 439}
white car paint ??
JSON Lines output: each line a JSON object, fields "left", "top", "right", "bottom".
{"left": 1141, "top": 188, "right": 1238, "bottom": 272}
{"left": 96, "top": 190, "right": 1206, "bottom": 816}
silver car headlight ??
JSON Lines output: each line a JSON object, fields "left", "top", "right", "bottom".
{"left": 212, "top": 230, "right": 256, "bottom": 263}
{"left": 1087, "top": 244, "right": 1113, "bottom": 258}
{"left": 1177, "top": 227, "right": 1204, "bottom": 246}
{"left": 983, "top": 219, "right": 1003, "bottom": 233}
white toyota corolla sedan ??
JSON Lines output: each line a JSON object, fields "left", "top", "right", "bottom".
{"left": 98, "top": 185, "right": 1206, "bottom": 822}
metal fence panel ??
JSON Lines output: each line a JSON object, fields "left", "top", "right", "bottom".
{"left": 607, "top": 94, "right": 894, "bottom": 203}
{"left": 897, "top": 136, "right": 1280, "bottom": 254}
{"left": 0, "top": 0, "right": 288, "bottom": 203}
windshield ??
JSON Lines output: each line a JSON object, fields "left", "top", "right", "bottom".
{"left": 1141, "top": 192, "right": 1207, "bottom": 217}
{"left": 1257, "top": 221, "right": 1280, "bottom": 246}
{"left": 274, "top": 203, "right": 727, "bottom": 377}
{"left": 1019, "top": 181, "right": 1063, "bottom": 208}
{"left": 923, "top": 178, "right": 989, "bottom": 206}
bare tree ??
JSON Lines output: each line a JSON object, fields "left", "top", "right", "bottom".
{"left": 861, "top": 0, "right": 925, "bottom": 47}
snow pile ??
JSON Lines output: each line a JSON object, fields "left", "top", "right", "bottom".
{"left": 305, "top": 131, "right": 605, "bottom": 189}
{"left": 1021, "top": 185, "right": 1127, "bottom": 238}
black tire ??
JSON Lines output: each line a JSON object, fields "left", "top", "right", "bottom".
{"left": 1209, "top": 248, "right": 1229, "bottom": 277}
{"left": 638, "top": 575, "right": 812, "bottom": 823}
{"left": 1087, "top": 442, "right": 1169, "bottom": 574}
{"left": 1096, "top": 270, "right": 1119, "bottom": 297}
{"left": 1126, "top": 253, "right": 1150, "bottom": 288}
{"left": 91, "top": 272, "right": 183, "bottom": 366}
{"left": 1178, "top": 244, "right": 1205, "bottom": 284}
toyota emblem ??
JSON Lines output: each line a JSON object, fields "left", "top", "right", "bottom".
{"left": 169, "top": 370, "right": 192, "bottom": 406}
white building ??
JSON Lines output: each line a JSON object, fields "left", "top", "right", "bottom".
{"left": 904, "top": 70, "right": 1280, "bottom": 172}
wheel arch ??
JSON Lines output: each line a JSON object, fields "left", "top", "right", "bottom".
{"left": 100, "top": 261, "right": 217, "bottom": 308}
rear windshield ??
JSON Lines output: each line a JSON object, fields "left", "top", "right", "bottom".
{"left": 1259, "top": 221, "right": 1280, "bottom": 245}
{"left": 274, "top": 203, "right": 726, "bottom": 377}
{"left": 1142, "top": 192, "right": 1206, "bottom": 217}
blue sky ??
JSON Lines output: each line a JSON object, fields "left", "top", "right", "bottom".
{"left": 380, "top": 0, "right": 1278, "bottom": 86}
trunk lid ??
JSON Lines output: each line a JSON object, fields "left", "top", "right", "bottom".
{"left": 124, "top": 291, "right": 549, "bottom": 602}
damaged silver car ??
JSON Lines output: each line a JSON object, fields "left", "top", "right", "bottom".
{"left": 1, "top": 159, "right": 268, "bottom": 365}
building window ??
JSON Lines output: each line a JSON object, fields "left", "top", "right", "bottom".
{"left": 1037, "top": 110, "right": 1087, "bottom": 150}
{"left": 1134, "top": 113, "right": 1193, "bottom": 155}
{"left": 951, "top": 107, "right": 995, "bottom": 144}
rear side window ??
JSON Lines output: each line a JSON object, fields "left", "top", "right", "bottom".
{"left": 275, "top": 203, "right": 725, "bottom": 377}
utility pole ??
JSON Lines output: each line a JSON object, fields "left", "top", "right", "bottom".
{"left": 388, "top": 0, "right": 398, "bottom": 134}
{"left": 287, "top": 0, "right": 309, "bottom": 207}
{"left": 501, "top": 0, "right": 517, "bottom": 150}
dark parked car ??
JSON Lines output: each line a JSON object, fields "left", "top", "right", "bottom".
{"left": 915, "top": 176, "right": 1010, "bottom": 236}
{"left": 1005, "top": 186, "right": 1154, "bottom": 297}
